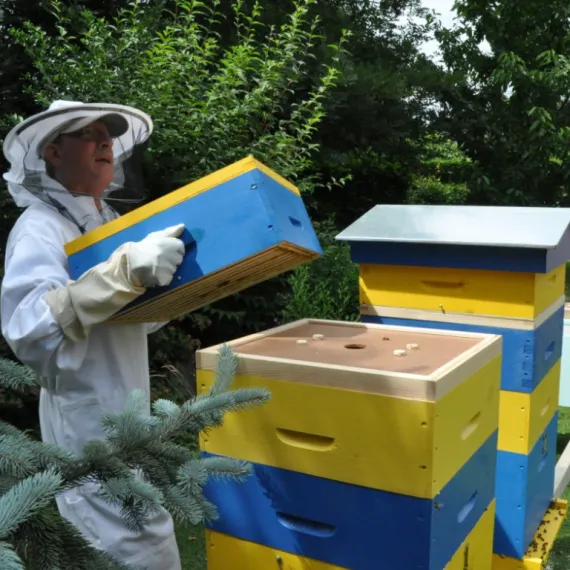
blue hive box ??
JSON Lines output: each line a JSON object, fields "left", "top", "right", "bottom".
{"left": 64, "top": 156, "right": 323, "bottom": 323}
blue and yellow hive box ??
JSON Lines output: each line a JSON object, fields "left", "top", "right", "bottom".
{"left": 205, "top": 499, "right": 497, "bottom": 570}
{"left": 197, "top": 318, "right": 502, "bottom": 569}
{"left": 64, "top": 156, "right": 323, "bottom": 323}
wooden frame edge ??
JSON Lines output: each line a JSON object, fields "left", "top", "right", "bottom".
{"left": 361, "top": 294, "right": 566, "bottom": 330}
{"left": 196, "top": 318, "right": 502, "bottom": 401}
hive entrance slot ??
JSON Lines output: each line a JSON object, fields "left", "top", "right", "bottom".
{"left": 344, "top": 343, "right": 366, "bottom": 350}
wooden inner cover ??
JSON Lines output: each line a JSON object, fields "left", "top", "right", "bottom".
{"left": 232, "top": 321, "right": 482, "bottom": 376}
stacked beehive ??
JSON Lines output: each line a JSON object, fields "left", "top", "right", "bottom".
{"left": 197, "top": 318, "right": 502, "bottom": 569}
{"left": 336, "top": 204, "right": 570, "bottom": 567}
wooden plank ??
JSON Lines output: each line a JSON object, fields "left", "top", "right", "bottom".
{"left": 109, "top": 243, "right": 317, "bottom": 323}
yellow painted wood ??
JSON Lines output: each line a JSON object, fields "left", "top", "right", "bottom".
{"left": 198, "top": 354, "right": 500, "bottom": 499}
{"left": 359, "top": 263, "right": 565, "bottom": 320}
{"left": 205, "top": 530, "right": 349, "bottom": 570}
{"left": 492, "top": 499, "right": 568, "bottom": 570}
{"left": 498, "top": 360, "right": 561, "bottom": 455}
{"left": 444, "top": 500, "right": 495, "bottom": 570}
{"left": 65, "top": 155, "right": 299, "bottom": 256}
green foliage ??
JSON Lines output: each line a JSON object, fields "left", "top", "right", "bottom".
{"left": 306, "top": 0, "right": 444, "bottom": 229}
{"left": 280, "top": 221, "right": 359, "bottom": 323}
{"left": 434, "top": 0, "right": 570, "bottom": 206}
{"left": 407, "top": 133, "right": 471, "bottom": 205}
{"left": 5, "top": 0, "right": 353, "bottom": 349}
{"left": 11, "top": 0, "right": 349, "bottom": 195}
{"left": 0, "top": 347, "right": 270, "bottom": 570}
{"left": 407, "top": 175, "right": 469, "bottom": 205}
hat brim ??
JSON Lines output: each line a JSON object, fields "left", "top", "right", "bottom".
{"left": 2, "top": 102, "right": 153, "bottom": 163}
{"left": 58, "top": 112, "right": 130, "bottom": 139}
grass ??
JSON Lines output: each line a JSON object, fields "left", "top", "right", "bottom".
{"left": 550, "top": 406, "right": 570, "bottom": 569}
{"left": 176, "top": 407, "right": 570, "bottom": 569}
{"left": 176, "top": 522, "right": 206, "bottom": 570}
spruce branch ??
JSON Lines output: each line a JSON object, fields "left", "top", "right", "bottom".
{"left": 197, "top": 455, "right": 252, "bottom": 481}
{"left": 99, "top": 477, "right": 164, "bottom": 532}
{"left": 0, "top": 343, "right": 270, "bottom": 567}
{"left": 0, "top": 433, "right": 39, "bottom": 479}
{"left": 0, "top": 358, "right": 38, "bottom": 392}
{"left": 209, "top": 343, "right": 238, "bottom": 395}
{"left": 0, "top": 470, "right": 62, "bottom": 539}
{"left": 0, "top": 541, "right": 24, "bottom": 570}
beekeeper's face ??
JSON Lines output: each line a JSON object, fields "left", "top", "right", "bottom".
{"left": 43, "top": 120, "right": 115, "bottom": 196}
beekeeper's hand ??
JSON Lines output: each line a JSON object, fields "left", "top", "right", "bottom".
{"left": 127, "top": 224, "right": 186, "bottom": 287}
{"left": 43, "top": 224, "right": 186, "bottom": 341}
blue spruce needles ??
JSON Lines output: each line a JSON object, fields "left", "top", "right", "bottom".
{"left": 0, "top": 344, "right": 270, "bottom": 569}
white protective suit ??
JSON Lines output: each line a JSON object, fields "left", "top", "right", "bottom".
{"left": 0, "top": 101, "right": 184, "bottom": 569}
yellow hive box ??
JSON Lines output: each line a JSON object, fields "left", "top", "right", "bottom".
{"left": 359, "top": 263, "right": 565, "bottom": 320}
{"left": 64, "top": 156, "right": 323, "bottom": 323}
{"left": 499, "top": 360, "right": 560, "bottom": 455}
{"left": 358, "top": 299, "right": 564, "bottom": 455}
{"left": 492, "top": 499, "right": 568, "bottom": 570}
{"left": 197, "top": 318, "right": 502, "bottom": 499}
{"left": 204, "top": 500, "right": 496, "bottom": 570}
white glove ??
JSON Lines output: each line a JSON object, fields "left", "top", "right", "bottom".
{"left": 43, "top": 224, "right": 186, "bottom": 341}
{"left": 127, "top": 224, "right": 186, "bottom": 287}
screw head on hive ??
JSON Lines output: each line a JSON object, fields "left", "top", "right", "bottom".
{"left": 393, "top": 349, "right": 407, "bottom": 356}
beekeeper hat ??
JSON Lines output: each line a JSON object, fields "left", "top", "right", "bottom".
{"left": 37, "top": 102, "right": 131, "bottom": 156}
{"left": 3, "top": 99, "right": 154, "bottom": 207}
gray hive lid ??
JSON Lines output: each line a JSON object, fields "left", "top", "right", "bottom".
{"left": 335, "top": 205, "right": 570, "bottom": 249}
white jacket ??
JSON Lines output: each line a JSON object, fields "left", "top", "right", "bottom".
{"left": 1, "top": 193, "right": 181, "bottom": 569}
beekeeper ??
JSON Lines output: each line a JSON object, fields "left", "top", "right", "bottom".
{"left": 0, "top": 100, "right": 185, "bottom": 569}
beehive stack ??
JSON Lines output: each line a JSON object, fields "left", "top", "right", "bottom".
{"left": 336, "top": 204, "right": 570, "bottom": 568}
{"left": 64, "top": 156, "right": 323, "bottom": 323}
{"left": 197, "top": 318, "right": 502, "bottom": 569}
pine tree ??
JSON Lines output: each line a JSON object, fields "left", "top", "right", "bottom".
{"left": 0, "top": 344, "right": 270, "bottom": 570}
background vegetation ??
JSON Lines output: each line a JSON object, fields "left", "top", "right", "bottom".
{"left": 1, "top": 0, "right": 570, "bottom": 567}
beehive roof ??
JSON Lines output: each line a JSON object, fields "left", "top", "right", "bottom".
{"left": 336, "top": 205, "right": 570, "bottom": 249}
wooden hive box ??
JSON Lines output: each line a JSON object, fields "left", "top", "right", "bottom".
{"left": 361, "top": 300, "right": 564, "bottom": 457}
{"left": 491, "top": 499, "right": 568, "bottom": 570}
{"left": 334, "top": 204, "right": 570, "bottom": 562}
{"left": 197, "top": 318, "right": 502, "bottom": 569}
{"left": 358, "top": 262, "right": 565, "bottom": 320}
{"left": 205, "top": 499, "right": 497, "bottom": 570}
{"left": 493, "top": 413, "right": 558, "bottom": 559}
{"left": 64, "top": 156, "right": 322, "bottom": 323}
{"left": 335, "top": 204, "right": 570, "bottom": 320}
{"left": 361, "top": 297, "right": 565, "bottom": 395}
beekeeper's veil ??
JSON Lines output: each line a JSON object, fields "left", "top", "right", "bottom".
{"left": 2, "top": 100, "right": 153, "bottom": 231}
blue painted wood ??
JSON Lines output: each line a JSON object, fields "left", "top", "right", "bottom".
{"left": 361, "top": 305, "right": 564, "bottom": 393}
{"left": 202, "top": 432, "right": 498, "bottom": 570}
{"left": 67, "top": 169, "right": 323, "bottom": 311}
{"left": 347, "top": 241, "right": 553, "bottom": 273}
{"left": 493, "top": 412, "right": 557, "bottom": 559}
